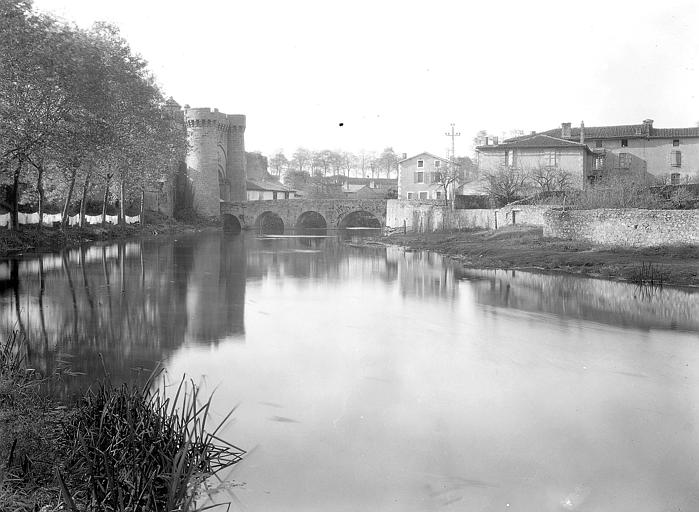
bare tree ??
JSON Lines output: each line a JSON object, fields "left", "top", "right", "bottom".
{"left": 528, "top": 165, "right": 572, "bottom": 193}
{"left": 480, "top": 166, "right": 529, "bottom": 206}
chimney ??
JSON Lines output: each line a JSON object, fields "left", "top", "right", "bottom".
{"left": 530, "top": 131, "right": 536, "bottom": 135}
{"left": 579, "top": 121, "right": 585, "bottom": 144}
{"left": 643, "top": 119, "right": 653, "bottom": 136}
{"left": 401, "top": 152, "right": 407, "bottom": 159}
{"left": 561, "top": 122, "right": 572, "bottom": 138}
{"left": 492, "top": 136, "right": 499, "bottom": 145}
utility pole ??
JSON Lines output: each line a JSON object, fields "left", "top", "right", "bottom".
{"left": 444, "top": 123, "right": 461, "bottom": 162}
{"left": 444, "top": 123, "right": 461, "bottom": 203}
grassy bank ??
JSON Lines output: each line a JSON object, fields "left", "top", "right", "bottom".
{"left": 0, "top": 214, "right": 219, "bottom": 257}
{"left": 0, "top": 334, "right": 244, "bottom": 511}
{"left": 382, "top": 226, "right": 699, "bottom": 288}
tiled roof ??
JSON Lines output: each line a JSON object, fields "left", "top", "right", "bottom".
{"left": 399, "top": 152, "right": 452, "bottom": 164}
{"left": 508, "top": 123, "right": 699, "bottom": 142}
{"left": 651, "top": 127, "right": 699, "bottom": 137}
{"left": 477, "top": 134, "right": 591, "bottom": 150}
{"left": 246, "top": 179, "right": 294, "bottom": 192}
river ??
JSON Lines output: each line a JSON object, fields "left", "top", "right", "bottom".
{"left": 1, "top": 229, "right": 698, "bottom": 511}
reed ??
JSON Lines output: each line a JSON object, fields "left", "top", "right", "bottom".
{"left": 65, "top": 371, "right": 245, "bottom": 511}
{"left": 1, "top": 334, "right": 245, "bottom": 512}
{"left": 628, "top": 261, "right": 667, "bottom": 286}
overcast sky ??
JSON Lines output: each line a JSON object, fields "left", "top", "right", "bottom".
{"left": 33, "top": 0, "right": 699, "bottom": 158}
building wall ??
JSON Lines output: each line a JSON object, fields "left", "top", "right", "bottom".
{"left": 477, "top": 147, "right": 588, "bottom": 190}
{"left": 386, "top": 200, "right": 495, "bottom": 232}
{"left": 398, "top": 154, "right": 450, "bottom": 200}
{"left": 543, "top": 208, "right": 699, "bottom": 247}
{"left": 585, "top": 137, "right": 699, "bottom": 184}
{"left": 246, "top": 190, "right": 275, "bottom": 201}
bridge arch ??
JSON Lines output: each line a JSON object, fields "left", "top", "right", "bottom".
{"left": 296, "top": 211, "right": 327, "bottom": 230}
{"left": 338, "top": 210, "right": 382, "bottom": 229}
{"left": 254, "top": 211, "right": 285, "bottom": 234}
{"left": 222, "top": 214, "right": 242, "bottom": 234}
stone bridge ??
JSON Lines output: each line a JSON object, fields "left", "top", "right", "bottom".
{"left": 220, "top": 199, "right": 387, "bottom": 232}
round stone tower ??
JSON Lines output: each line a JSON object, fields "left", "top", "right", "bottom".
{"left": 226, "top": 114, "right": 247, "bottom": 203}
{"left": 184, "top": 107, "right": 247, "bottom": 218}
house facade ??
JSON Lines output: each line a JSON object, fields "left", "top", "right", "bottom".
{"left": 246, "top": 179, "right": 294, "bottom": 200}
{"left": 398, "top": 152, "right": 453, "bottom": 200}
{"left": 482, "top": 120, "right": 699, "bottom": 188}
{"left": 476, "top": 134, "right": 594, "bottom": 190}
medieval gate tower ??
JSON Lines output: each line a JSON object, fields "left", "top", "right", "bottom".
{"left": 183, "top": 107, "right": 246, "bottom": 218}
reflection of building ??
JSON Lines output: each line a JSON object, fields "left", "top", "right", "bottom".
{"left": 459, "top": 268, "right": 699, "bottom": 331}
{"left": 184, "top": 233, "right": 246, "bottom": 343}
{"left": 387, "top": 246, "right": 457, "bottom": 300}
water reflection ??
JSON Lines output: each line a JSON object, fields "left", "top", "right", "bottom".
{"left": 459, "top": 268, "right": 699, "bottom": 332}
{"left": 1, "top": 233, "right": 696, "bottom": 397}
{"left": 2, "top": 231, "right": 699, "bottom": 511}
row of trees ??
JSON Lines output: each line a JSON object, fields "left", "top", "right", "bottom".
{"left": 0, "top": 0, "right": 184, "bottom": 230}
{"left": 270, "top": 147, "right": 402, "bottom": 183}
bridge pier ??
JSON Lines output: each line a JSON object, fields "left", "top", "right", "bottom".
{"left": 220, "top": 199, "right": 387, "bottom": 231}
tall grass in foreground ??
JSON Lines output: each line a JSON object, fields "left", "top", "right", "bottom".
{"left": 1, "top": 333, "right": 245, "bottom": 512}
{"left": 65, "top": 372, "right": 245, "bottom": 511}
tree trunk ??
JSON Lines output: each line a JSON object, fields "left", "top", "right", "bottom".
{"left": 36, "top": 162, "right": 44, "bottom": 231}
{"left": 119, "top": 179, "right": 125, "bottom": 225}
{"left": 102, "top": 181, "right": 110, "bottom": 224}
{"left": 10, "top": 159, "right": 22, "bottom": 231}
{"left": 61, "top": 167, "right": 77, "bottom": 230}
{"left": 140, "top": 188, "right": 145, "bottom": 225}
{"left": 79, "top": 172, "right": 91, "bottom": 227}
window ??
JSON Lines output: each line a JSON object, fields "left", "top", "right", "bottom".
{"left": 673, "top": 139, "right": 680, "bottom": 147}
{"left": 407, "top": 192, "right": 414, "bottom": 199}
{"left": 435, "top": 191, "right": 442, "bottom": 199}
{"left": 594, "top": 155, "right": 605, "bottom": 170}
{"left": 506, "top": 150, "right": 514, "bottom": 167}
{"left": 434, "top": 160, "right": 441, "bottom": 168}
{"left": 416, "top": 171, "right": 424, "bottom": 183}
{"left": 419, "top": 191, "right": 428, "bottom": 200}
{"left": 431, "top": 172, "right": 442, "bottom": 183}
{"left": 618, "top": 153, "right": 631, "bottom": 169}
{"left": 417, "top": 160, "right": 424, "bottom": 168}
{"left": 595, "top": 140, "right": 602, "bottom": 148}
{"left": 621, "top": 139, "right": 628, "bottom": 147}
{"left": 670, "top": 150, "right": 682, "bottom": 167}
{"left": 546, "top": 151, "right": 557, "bottom": 167}
{"left": 671, "top": 173, "right": 681, "bottom": 185}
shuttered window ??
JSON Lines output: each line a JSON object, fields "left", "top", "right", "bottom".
{"left": 618, "top": 153, "right": 631, "bottom": 169}
{"left": 670, "top": 150, "right": 681, "bottom": 167}
{"left": 671, "top": 173, "right": 680, "bottom": 185}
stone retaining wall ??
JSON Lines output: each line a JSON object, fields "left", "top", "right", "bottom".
{"left": 543, "top": 208, "right": 699, "bottom": 247}
{"left": 386, "top": 200, "right": 494, "bottom": 232}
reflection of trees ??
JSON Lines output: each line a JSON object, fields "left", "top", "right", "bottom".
{"left": 459, "top": 268, "right": 699, "bottom": 331}
{"left": 0, "top": 234, "right": 247, "bottom": 397}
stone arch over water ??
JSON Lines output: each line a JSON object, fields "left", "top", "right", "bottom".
{"left": 296, "top": 211, "right": 327, "bottom": 229}
{"left": 338, "top": 210, "right": 382, "bottom": 229}
{"left": 255, "top": 211, "right": 285, "bottom": 234}
{"left": 222, "top": 214, "right": 242, "bottom": 234}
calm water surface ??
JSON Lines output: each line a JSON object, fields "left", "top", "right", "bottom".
{"left": 1, "top": 230, "right": 698, "bottom": 512}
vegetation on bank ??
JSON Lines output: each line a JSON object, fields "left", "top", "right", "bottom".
{"left": 1, "top": 1, "right": 185, "bottom": 231}
{"left": 0, "top": 212, "right": 218, "bottom": 257}
{"left": 0, "top": 334, "right": 244, "bottom": 511}
{"left": 383, "top": 226, "right": 699, "bottom": 288}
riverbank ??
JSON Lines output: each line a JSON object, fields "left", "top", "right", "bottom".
{"left": 0, "top": 334, "right": 244, "bottom": 511}
{"left": 0, "top": 214, "right": 219, "bottom": 257}
{"left": 380, "top": 226, "right": 699, "bottom": 288}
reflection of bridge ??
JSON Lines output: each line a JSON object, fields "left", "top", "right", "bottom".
{"left": 220, "top": 199, "right": 387, "bottom": 231}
